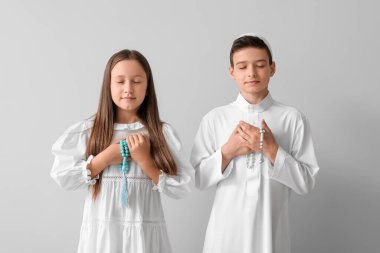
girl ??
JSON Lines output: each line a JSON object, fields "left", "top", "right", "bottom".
{"left": 51, "top": 49, "right": 194, "bottom": 253}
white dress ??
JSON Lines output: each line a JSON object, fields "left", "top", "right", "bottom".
{"left": 191, "top": 93, "right": 320, "bottom": 253}
{"left": 51, "top": 117, "right": 194, "bottom": 253}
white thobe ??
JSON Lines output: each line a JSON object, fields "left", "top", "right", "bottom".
{"left": 191, "top": 93, "right": 320, "bottom": 253}
{"left": 51, "top": 117, "right": 194, "bottom": 253}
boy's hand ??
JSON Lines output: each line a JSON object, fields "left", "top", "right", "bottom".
{"left": 238, "top": 120, "right": 278, "bottom": 163}
{"left": 261, "top": 120, "right": 279, "bottom": 163}
{"left": 221, "top": 125, "right": 252, "bottom": 163}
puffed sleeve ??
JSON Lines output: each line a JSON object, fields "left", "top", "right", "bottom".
{"left": 190, "top": 114, "right": 234, "bottom": 190}
{"left": 268, "top": 114, "right": 320, "bottom": 195}
{"left": 152, "top": 123, "right": 195, "bottom": 199}
{"left": 51, "top": 120, "right": 99, "bottom": 191}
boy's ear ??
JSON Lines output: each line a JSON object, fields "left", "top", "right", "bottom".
{"left": 270, "top": 62, "right": 276, "bottom": 77}
{"left": 229, "top": 65, "right": 235, "bottom": 79}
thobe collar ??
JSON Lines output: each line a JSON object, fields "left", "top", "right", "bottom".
{"left": 234, "top": 92, "right": 274, "bottom": 113}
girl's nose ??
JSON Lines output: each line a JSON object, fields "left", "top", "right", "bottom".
{"left": 124, "top": 82, "right": 134, "bottom": 93}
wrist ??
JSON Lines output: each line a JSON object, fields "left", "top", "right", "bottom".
{"left": 139, "top": 159, "right": 160, "bottom": 184}
{"left": 264, "top": 143, "right": 278, "bottom": 163}
{"left": 138, "top": 158, "right": 155, "bottom": 170}
{"left": 94, "top": 150, "right": 111, "bottom": 169}
{"left": 221, "top": 144, "right": 233, "bottom": 163}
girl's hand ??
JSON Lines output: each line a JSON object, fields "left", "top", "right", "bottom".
{"left": 87, "top": 140, "right": 124, "bottom": 178}
{"left": 102, "top": 142, "right": 124, "bottom": 166}
{"left": 126, "top": 133, "right": 160, "bottom": 183}
{"left": 125, "top": 133, "right": 153, "bottom": 168}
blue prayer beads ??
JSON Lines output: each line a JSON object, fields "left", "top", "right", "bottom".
{"left": 120, "top": 140, "right": 130, "bottom": 174}
{"left": 119, "top": 139, "right": 130, "bottom": 207}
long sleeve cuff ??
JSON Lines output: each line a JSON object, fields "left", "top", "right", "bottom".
{"left": 81, "top": 155, "right": 100, "bottom": 186}
{"left": 152, "top": 170, "right": 166, "bottom": 192}
{"left": 268, "top": 146, "right": 287, "bottom": 178}
{"left": 194, "top": 148, "right": 234, "bottom": 190}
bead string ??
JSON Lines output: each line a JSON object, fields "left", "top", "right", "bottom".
{"left": 246, "top": 127, "right": 265, "bottom": 169}
{"left": 120, "top": 139, "right": 130, "bottom": 207}
{"left": 258, "top": 128, "right": 265, "bottom": 163}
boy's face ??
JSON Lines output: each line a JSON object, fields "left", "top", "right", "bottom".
{"left": 229, "top": 47, "right": 275, "bottom": 99}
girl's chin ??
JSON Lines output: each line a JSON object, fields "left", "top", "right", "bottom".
{"left": 117, "top": 107, "right": 139, "bottom": 113}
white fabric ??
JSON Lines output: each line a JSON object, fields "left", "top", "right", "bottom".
{"left": 51, "top": 117, "right": 194, "bottom": 253}
{"left": 191, "top": 93, "right": 320, "bottom": 253}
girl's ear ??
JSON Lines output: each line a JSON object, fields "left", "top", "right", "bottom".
{"left": 270, "top": 62, "right": 276, "bottom": 77}
{"left": 229, "top": 65, "right": 235, "bottom": 80}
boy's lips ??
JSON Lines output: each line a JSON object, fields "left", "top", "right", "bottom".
{"left": 245, "top": 80, "right": 260, "bottom": 84}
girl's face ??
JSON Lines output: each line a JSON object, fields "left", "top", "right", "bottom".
{"left": 229, "top": 47, "right": 275, "bottom": 98}
{"left": 110, "top": 60, "right": 148, "bottom": 116}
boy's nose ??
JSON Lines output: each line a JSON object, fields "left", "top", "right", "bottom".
{"left": 248, "top": 67, "right": 257, "bottom": 78}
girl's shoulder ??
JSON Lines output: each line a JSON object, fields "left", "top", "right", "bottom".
{"left": 161, "top": 122, "right": 182, "bottom": 148}
{"left": 62, "top": 115, "right": 95, "bottom": 136}
{"left": 162, "top": 122, "right": 176, "bottom": 137}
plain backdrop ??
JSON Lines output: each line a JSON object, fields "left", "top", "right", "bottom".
{"left": 1, "top": 1, "right": 379, "bottom": 252}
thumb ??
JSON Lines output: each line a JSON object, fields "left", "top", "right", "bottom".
{"left": 261, "top": 119, "right": 271, "bottom": 133}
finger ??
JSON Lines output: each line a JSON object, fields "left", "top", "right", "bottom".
{"left": 125, "top": 136, "right": 132, "bottom": 150}
{"left": 239, "top": 126, "right": 258, "bottom": 144}
{"left": 127, "top": 135, "right": 135, "bottom": 147}
{"left": 261, "top": 119, "right": 271, "bottom": 133}
{"left": 237, "top": 134, "right": 254, "bottom": 150}
{"left": 237, "top": 127, "right": 250, "bottom": 142}
{"left": 131, "top": 134, "right": 140, "bottom": 146}
{"left": 136, "top": 132, "right": 145, "bottom": 143}
{"left": 239, "top": 121, "right": 251, "bottom": 130}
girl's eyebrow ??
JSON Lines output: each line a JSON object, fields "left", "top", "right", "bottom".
{"left": 235, "top": 59, "right": 267, "bottom": 65}
{"left": 112, "top": 74, "right": 145, "bottom": 78}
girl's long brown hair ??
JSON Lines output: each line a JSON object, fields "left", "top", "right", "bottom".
{"left": 86, "top": 49, "right": 178, "bottom": 200}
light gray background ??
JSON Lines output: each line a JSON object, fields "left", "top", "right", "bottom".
{"left": 1, "top": 0, "right": 379, "bottom": 252}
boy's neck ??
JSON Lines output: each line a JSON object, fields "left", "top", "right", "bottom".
{"left": 241, "top": 90, "right": 269, "bottom": 105}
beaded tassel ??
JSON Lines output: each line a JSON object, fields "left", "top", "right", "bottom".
{"left": 258, "top": 128, "right": 265, "bottom": 163}
{"left": 246, "top": 128, "right": 265, "bottom": 169}
{"left": 120, "top": 140, "right": 130, "bottom": 207}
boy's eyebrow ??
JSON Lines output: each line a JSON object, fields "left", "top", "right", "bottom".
{"left": 235, "top": 59, "right": 267, "bottom": 65}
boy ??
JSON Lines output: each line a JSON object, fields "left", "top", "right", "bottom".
{"left": 191, "top": 34, "right": 320, "bottom": 253}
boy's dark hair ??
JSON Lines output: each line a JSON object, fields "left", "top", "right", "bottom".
{"left": 230, "top": 35, "right": 273, "bottom": 66}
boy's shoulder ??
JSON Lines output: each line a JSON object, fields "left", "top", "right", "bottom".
{"left": 272, "top": 100, "right": 308, "bottom": 122}
{"left": 201, "top": 102, "right": 236, "bottom": 122}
